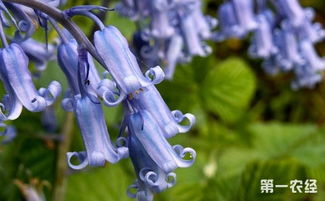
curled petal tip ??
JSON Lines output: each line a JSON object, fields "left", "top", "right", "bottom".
{"left": 67, "top": 151, "right": 89, "bottom": 170}
{"left": 145, "top": 66, "right": 165, "bottom": 84}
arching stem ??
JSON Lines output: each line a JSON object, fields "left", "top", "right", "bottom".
{"left": 3, "top": 0, "right": 106, "bottom": 67}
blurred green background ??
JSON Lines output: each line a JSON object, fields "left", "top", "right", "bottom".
{"left": 0, "top": 0, "right": 325, "bottom": 201}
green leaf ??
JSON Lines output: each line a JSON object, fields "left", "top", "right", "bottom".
{"left": 205, "top": 160, "right": 311, "bottom": 201}
{"left": 65, "top": 163, "right": 133, "bottom": 201}
{"left": 248, "top": 122, "right": 325, "bottom": 167}
{"left": 201, "top": 57, "right": 256, "bottom": 123}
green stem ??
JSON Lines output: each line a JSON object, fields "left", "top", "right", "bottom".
{"left": 52, "top": 112, "right": 74, "bottom": 201}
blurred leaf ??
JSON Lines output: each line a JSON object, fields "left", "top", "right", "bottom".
{"left": 206, "top": 160, "right": 311, "bottom": 201}
{"left": 248, "top": 123, "right": 325, "bottom": 167}
{"left": 201, "top": 58, "right": 256, "bottom": 123}
{"left": 65, "top": 163, "right": 132, "bottom": 201}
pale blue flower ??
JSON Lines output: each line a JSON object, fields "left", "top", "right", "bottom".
{"left": 127, "top": 132, "right": 176, "bottom": 201}
{"left": 94, "top": 26, "right": 164, "bottom": 94}
{"left": 66, "top": 48, "right": 129, "bottom": 170}
{"left": 58, "top": 37, "right": 130, "bottom": 108}
{"left": 129, "top": 85, "right": 195, "bottom": 139}
{"left": 179, "top": 9, "right": 211, "bottom": 57}
{"left": 249, "top": 10, "right": 278, "bottom": 58}
{"left": 215, "top": 0, "right": 257, "bottom": 40}
{"left": 126, "top": 109, "right": 196, "bottom": 173}
{"left": 293, "top": 8, "right": 325, "bottom": 43}
{"left": 0, "top": 43, "right": 61, "bottom": 113}
{"left": 5, "top": 3, "right": 37, "bottom": 41}
{"left": 66, "top": 94, "right": 129, "bottom": 170}
{"left": 273, "top": 23, "right": 304, "bottom": 71}
{"left": 299, "top": 40, "right": 325, "bottom": 72}
{"left": 273, "top": 0, "right": 305, "bottom": 27}
{"left": 19, "top": 38, "right": 56, "bottom": 72}
{"left": 0, "top": 123, "right": 16, "bottom": 144}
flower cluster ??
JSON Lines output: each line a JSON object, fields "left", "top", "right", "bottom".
{"left": 0, "top": 0, "right": 324, "bottom": 200}
{"left": 216, "top": 0, "right": 325, "bottom": 89}
{"left": 117, "top": 0, "right": 325, "bottom": 88}
{"left": 0, "top": 1, "right": 196, "bottom": 201}
{"left": 0, "top": 0, "right": 62, "bottom": 143}
{"left": 116, "top": 0, "right": 217, "bottom": 79}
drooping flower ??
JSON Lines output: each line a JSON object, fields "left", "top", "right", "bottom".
{"left": 4, "top": 3, "right": 37, "bottom": 41}
{"left": 58, "top": 35, "right": 130, "bottom": 108}
{"left": 126, "top": 131, "right": 176, "bottom": 201}
{"left": 273, "top": 22, "right": 304, "bottom": 71}
{"left": 126, "top": 109, "right": 196, "bottom": 173}
{"left": 249, "top": 10, "right": 278, "bottom": 59}
{"left": 19, "top": 38, "right": 56, "bottom": 72}
{"left": 94, "top": 25, "right": 164, "bottom": 94}
{"left": 129, "top": 85, "right": 195, "bottom": 139}
{"left": 178, "top": 6, "right": 211, "bottom": 57}
{"left": 117, "top": 0, "right": 215, "bottom": 79}
{"left": 66, "top": 47, "right": 129, "bottom": 170}
{"left": 216, "top": 0, "right": 325, "bottom": 89}
{"left": 0, "top": 43, "right": 61, "bottom": 113}
{"left": 215, "top": 0, "right": 257, "bottom": 40}
{"left": 41, "top": 106, "right": 57, "bottom": 132}
{"left": 0, "top": 123, "right": 16, "bottom": 144}
{"left": 273, "top": 0, "right": 305, "bottom": 27}
{"left": 66, "top": 94, "right": 129, "bottom": 170}
{"left": 57, "top": 38, "right": 101, "bottom": 96}
{"left": 164, "top": 34, "right": 184, "bottom": 79}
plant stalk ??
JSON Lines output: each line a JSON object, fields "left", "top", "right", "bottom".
{"left": 52, "top": 112, "right": 74, "bottom": 201}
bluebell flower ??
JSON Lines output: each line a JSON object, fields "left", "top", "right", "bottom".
{"left": 215, "top": 2, "right": 242, "bottom": 40}
{"left": 129, "top": 85, "right": 195, "bottom": 139}
{"left": 116, "top": 0, "right": 140, "bottom": 20}
{"left": 299, "top": 40, "right": 325, "bottom": 72}
{"left": 273, "top": 23, "right": 304, "bottom": 71}
{"left": 58, "top": 38, "right": 101, "bottom": 96}
{"left": 0, "top": 123, "right": 16, "bottom": 144}
{"left": 94, "top": 26, "right": 164, "bottom": 94}
{"left": 262, "top": 55, "right": 281, "bottom": 75}
{"left": 118, "top": 0, "right": 215, "bottom": 79}
{"left": 290, "top": 40, "right": 325, "bottom": 89}
{"left": 126, "top": 109, "right": 196, "bottom": 173}
{"left": 0, "top": 43, "right": 61, "bottom": 112}
{"left": 292, "top": 64, "right": 323, "bottom": 90}
{"left": 231, "top": 0, "right": 257, "bottom": 32}
{"left": 126, "top": 132, "right": 176, "bottom": 201}
{"left": 0, "top": 74, "right": 23, "bottom": 121}
{"left": 66, "top": 48, "right": 129, "bottom": 170}
{"left": 0, "top": 1, "right": 18, "bottom": 29}
{"left": 215, "top": 0, "right": 257, "bottom": 40}
{"left": 41, "top": 106, "right": 57, "bottom": 132}
{"left": 19, "top": 38, "right": 56, "bottom": 72}
{"left": 149, "top": 10, "right": 174, "bottom": 39}
{"left": 164, "top": 34, "right": 184, "bottom": 79}
{"left": 58, "top": 37, "right": 130, "bottom": 108}
{"left": 191, "top": 1, "right": 217, "bottom": 40}
{"left": 293, "top": 8, "right": 325, "bottom": 43}
{"left": 66, "top": 94, "right": 129, "bottom": 170}
{"left": 273, "top": 0, "right": 305, "bottom": 27}
{"left": 249, "top": 10, "right": 278, "bottom": 59}
{"left": 179, "top": 9, "right": 211, "bottom": 57}
{"left": 4, "top": 3, "right": 37, "bottom": 41}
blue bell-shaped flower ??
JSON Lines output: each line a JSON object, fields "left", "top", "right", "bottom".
{"left": 0, "top": 43, "right": 61, "bottom": 112}
{"left": 126, "top": 109, "right": 196, "bottom": 173}
{"left": 129, "top": 85, "right": 195, "bottom": 139}
{"left": 94, "top": 26, "right": 164, "bottom": 94}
